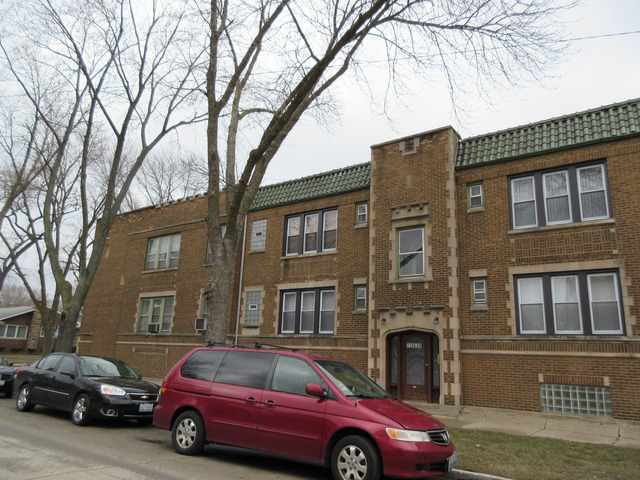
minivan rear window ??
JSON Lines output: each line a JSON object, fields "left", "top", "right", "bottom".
{"left": 181, "top": 350, "right": 227, "bottom": 382}
{"left": 214, "top": 351, "right": 274, "bottom": 389}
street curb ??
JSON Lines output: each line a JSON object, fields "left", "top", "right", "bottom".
{"left": 450, "top": 469, "right": 513, "bottom": 480}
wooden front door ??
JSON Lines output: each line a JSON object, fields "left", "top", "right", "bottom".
{"left": 388, "top": 332, "right": 440, "bottom": 403}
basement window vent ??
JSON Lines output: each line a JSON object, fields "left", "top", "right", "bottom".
{"left": 540, "top": 383, "right": 612, "bottom": 418}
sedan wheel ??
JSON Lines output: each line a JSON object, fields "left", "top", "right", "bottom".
{"left": 331, "top": 435, "right": 381, "bottom": 480}
{"left": 72, "top": 394, "right": 92, "bottom": 426}
{"left": 16, "top": 385, "right": 35, "bottom": 412}
{"left": 172, "top": 411, "right": 205, "bottom": 455}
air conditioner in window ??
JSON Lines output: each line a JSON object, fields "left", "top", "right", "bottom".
{"left": 148, "top": 324, "right": 159, "bottom": 334}
{"left": 194, "top": 318, "right": 206, "bottom": 332}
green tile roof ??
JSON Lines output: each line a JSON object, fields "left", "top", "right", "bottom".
{"left": 251, "top": 162, "right": 371, "bottom": 211}
{"left": 456, "top": 98, "right": 640, "bottom": 169}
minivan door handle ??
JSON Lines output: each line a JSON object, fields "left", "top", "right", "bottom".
{"left": 264, "top": 399, "right": 277, "bottom": 408}
{"left": 245, "top": 396, "right": 258, "bottom": 405}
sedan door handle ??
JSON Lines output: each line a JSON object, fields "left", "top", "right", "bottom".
{"left": 264, "top": 399, "right": 277, "bottom": 408}
{"left": 245, "top": 396, "right": 257, "bottom": 405}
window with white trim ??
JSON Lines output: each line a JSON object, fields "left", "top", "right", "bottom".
{"left": 244, "top": 291, "right": 261, "bottom": 325}
{"left": 398, "top": 227, "right": 424, "bottom": 277}
{"left": 356, "top": 202, "right": 368, "bottom": 225}
{"left": 145, "top": 233, "right": 181, "bottom": 270}
{"left": 510, "top": 162, "right": 610, "bottom": 229}
{"left": 280, "top": 288, "right": 335, "bottom": 334}
{"left": 250, "top": 220, "right": 267, "bottom": 251}
{"left": 285, "top": 209, "right": 338, "bottom": 256}
{"left": 0, "top": 324, "right": 28, "bottom": 339}
{"left": 471, "top": 278, "right": 487, "bottom": 306}
{"left": 516, "top": 271, "right": 623, "bottom": 335}
{"left": 138, "top": 296, "right": 174, "bottom": 333}
{"left": 355, "top": 285, "right": 367, "bottom": 310}
{"left": 468, "top": 183, "right": 483, "bottom": 208}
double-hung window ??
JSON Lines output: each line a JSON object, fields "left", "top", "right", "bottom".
{"left": 285, "top": 209, "right": 338, "bottom": 256}
{"left": 516, "top": 271, "right": 623, "bottom": 335}
{"left": 356, "top": 202, "right": 368, "bottom": 225}
{"left": 146, "top": 233, "right": 181, "bottom": 270}
{"left": 398, "top": 227, "right": 424, "bottom": 277}
{"left": 510, "top": 162, "right": 610, "bottom": 229}
{"left": 355, "top": 285, "right": 367, "bottom": 310}
{"left": 280, "top": 288, "right": 335, "bottom": 334}
{"left": 138, "top": 296, "right": 174, "bottom": 333}
{"left": 471, "top": 278, "right": 487, "bottom": 306}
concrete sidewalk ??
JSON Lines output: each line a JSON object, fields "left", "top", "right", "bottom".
{"left": 415, "top": 403, "right": 640, "bottom": 450}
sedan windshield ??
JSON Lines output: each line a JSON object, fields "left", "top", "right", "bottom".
{"left": 78, "top": 356, "right": 140, "bottom": 379}
{"left": 315, "top": 359, "right": 390, "bottom": 398}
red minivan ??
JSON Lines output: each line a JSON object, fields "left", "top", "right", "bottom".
{"left": 153, "top": 344, "right": 456, "bottom": 479}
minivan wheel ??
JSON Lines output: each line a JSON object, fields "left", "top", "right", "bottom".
{"left": 331, "top": 435, "right": 382, "bottom": 480}
{"left": 16, "top": 384, "right": 35, "bottom": 412}
{"left": 172, "top": 411, "right": 205, "bottom": 455}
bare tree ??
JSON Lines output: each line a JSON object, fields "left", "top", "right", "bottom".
{"left": 0, "top": 105, "right": 47, "bottom": 291}
{"left": 0, "top": 0, "right": 208, "bottom": 351}
{"left": 201, "top": 0, "right": 577, "bottom": 343}
{"left": 0, "top": 283, "right": 36, "bottom": 307}
{"left": 131, "top": 148, "right": 208, "bottom": 206}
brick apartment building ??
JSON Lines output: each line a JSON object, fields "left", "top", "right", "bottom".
{"left": 80, "top": 98, "right": 640, "bottom": 421}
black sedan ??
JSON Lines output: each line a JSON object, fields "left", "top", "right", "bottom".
{"left": 0, "top": 356, "right": 15, "bottom": 398}
{"left": 13, "top": 353, "right": 159, "bottom": 426}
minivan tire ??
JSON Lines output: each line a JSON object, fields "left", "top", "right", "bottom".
{"left": 172, "top": 411, "right": 205, "bottom": 455}
{"left": 331, "top": 435, "right": 382, "bottom": 480}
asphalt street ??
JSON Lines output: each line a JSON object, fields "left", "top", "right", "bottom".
{"left": 0, "top": 395, "right": 491, "bottom": 480}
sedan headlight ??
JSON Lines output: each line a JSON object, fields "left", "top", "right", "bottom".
{"left": 100, "top": 384, "right": 127, "bottom": 396}
{"left": 385, "top": 427, "right": 431, "bottom": 442}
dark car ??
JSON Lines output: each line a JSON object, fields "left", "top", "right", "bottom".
{"left": 154, "top": 344, "right": 456, "bottom": 479}
{"left": 0, "top": 356, "right": 15, "bottom": 398}
{"left": 13, "top": 353, "right": 159, "bottom": 426}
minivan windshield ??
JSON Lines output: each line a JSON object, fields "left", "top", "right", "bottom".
{"left": 315, "top": 359, "right": 390, "bottom": 399}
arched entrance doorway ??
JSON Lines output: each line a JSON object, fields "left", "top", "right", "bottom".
{"left": 387, "top": 331, "right": 440, "bottom": 403}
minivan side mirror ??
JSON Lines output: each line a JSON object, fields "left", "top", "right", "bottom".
{"left": 305, "top": 383, "right": 327, "bottom": 398}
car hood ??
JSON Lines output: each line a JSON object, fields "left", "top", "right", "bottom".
{"left": 90, "top": 377, "right": 159, "bottom": 393}
{"left": 0, "top": 366, "right": 15, "bottom": 374}
{"left": 357, "top": 398, "right": 446, "bottom": 430}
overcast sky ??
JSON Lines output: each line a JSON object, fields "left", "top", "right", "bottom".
{"left": 262, "top": 0, "right": 640, "bottom": 185}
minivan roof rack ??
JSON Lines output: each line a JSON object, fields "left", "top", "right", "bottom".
{"left": 204, "top": 341, "right": 252, "bottom": 349}
{"left": 254, "top": 342, "right": 299, "bottom": 352}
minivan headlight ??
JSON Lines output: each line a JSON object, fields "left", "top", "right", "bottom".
{"left": 385, "top": 427, "right": 430, "bottom": 442}
{"left": 100, "top": 384, "right": 126, "bottom": 396}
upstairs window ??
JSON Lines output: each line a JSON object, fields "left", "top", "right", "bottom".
{"left": 468, "top": 183, "right": 483, "bottom": 208}
{"left": 510, "top": 162, "right": 610, "bottom": 229}
{"left": 244, "top": 291, "right": 262, "bottom": 325}
{"left": 355, "top": 285, "right": 367, "bottom": 310}
{"left": 398, "top": 227, "right": 424, "bottom": 277}
{"left": 516, "top": 270, "right": 623, "bottom": 335}
{"left": 205, "top": 225, "right": 227, "bottom": 264}
{"left": 356, "top": 202, "right": 368, "bottom": 225}
{"left": 145, "top": 233, "right": 181, "bottom": 270}
{"left": 250, "top": 220, "right": 267, "bottom": 251}
{"left": 138, "top": 296, "right": 174, "bottom": 333}
{"left": 280, "top": 288, "right": 335, "bottom": 334}
{"left": 285, "top": 209, "right": 338, "bottom": 256}
{"left": 471, "top": 278, "right": 487, "bottom": 306}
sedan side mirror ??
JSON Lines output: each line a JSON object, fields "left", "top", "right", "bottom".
{"left": 305, "top": 383, "right": 327, "bottom": 398}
